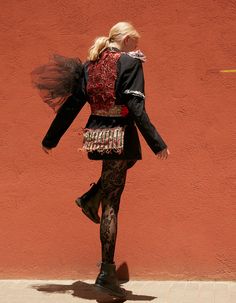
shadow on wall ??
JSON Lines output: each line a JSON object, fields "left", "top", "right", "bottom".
{"left": 31, "top": 262, "right": 157, "bottom": 302}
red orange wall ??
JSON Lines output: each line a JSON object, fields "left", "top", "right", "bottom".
{"left": 0, "top": 0, "right": 235, "bottom": 279}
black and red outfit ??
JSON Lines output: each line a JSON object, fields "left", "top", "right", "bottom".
{"left": 40, "top": 47, "right": 167, "bottom": 295}
{"left": 42, "top": 47, "right": 167, "bottom": 158}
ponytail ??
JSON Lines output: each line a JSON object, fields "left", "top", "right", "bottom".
{"left": 88, "top": 22, "right": 140, "bottom": 62}
{"left": 88, "top": 36, "right": 109, "bottom": 61}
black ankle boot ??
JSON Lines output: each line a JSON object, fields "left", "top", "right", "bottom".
{"left": 75, "top": 181, "right": 101, "bottom": 224}
{"left": 95, "top": 262, "right": 126, "bottom": 298}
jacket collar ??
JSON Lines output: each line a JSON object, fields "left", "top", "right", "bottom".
{"left": 105, "top": 47, "right": 121, "bottom": 52}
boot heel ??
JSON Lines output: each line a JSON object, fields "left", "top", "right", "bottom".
{"left": 95, "top": 262, "right": 126, "bottom": 298}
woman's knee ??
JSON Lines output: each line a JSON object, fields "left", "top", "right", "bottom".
{"left": 101, "top": 200, "right": 120, "bottom": 215}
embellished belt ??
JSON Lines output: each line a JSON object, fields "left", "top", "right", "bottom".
{"left": 91, "top": 105, "right": 129, "bottom": 117}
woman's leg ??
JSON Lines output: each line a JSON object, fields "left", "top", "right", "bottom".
{"left": 95, "top": 159, "right": 137, "bottom": 297}
{"left": 75, "top": 159, "right": 137, "bottom": 224}
{"left": 100, "top": 159, "right": 131, "bottom": 263}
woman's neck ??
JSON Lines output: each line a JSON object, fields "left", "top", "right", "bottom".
{"left": 108, "top": 42, "right": 122, "bottom": 50}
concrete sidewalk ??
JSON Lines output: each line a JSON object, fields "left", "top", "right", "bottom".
{"left": 0, "top": 280, "right": 235, "bottom": 303}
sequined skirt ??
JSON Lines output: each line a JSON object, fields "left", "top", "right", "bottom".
{"left": 81, "top": 115, "right": 142, "bottom": 160}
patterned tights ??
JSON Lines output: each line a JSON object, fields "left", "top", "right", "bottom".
{"left": 99, "top": 159, "right": 136, "bottom": 264}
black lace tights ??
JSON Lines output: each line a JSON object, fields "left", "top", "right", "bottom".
{"left": 99, "top": 159, "right": 136, "bottom": 264}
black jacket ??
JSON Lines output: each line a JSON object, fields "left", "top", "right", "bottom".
{"left": 42, "top": 48, "right": 167, "bottom": 160}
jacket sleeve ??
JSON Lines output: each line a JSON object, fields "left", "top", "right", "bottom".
{"left": 42, "top": 69, "right": 87, "bottom": 148}
{"left": 120, "top": 57, "right": 167, "bottom": 154}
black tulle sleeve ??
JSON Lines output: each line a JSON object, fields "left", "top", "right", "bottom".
{"left": 41, "top": 66, "right": 87, "bottom": 149}
{"left": 31, "top": 54, "right": 83, "bottom": 113}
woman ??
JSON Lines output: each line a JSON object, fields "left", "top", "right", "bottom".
{"left": 35, "top": 22, "right": 170, "bottom": 298}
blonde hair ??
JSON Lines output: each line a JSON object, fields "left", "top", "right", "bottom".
{"left": 88, "top": 22, "right": 140, "bottom": 61}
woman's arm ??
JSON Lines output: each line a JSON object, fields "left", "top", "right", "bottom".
{"left": 125, "top": 95, "right": 167, "bottom": 154}
{"left": 42, "top": 94, "right": 86, "bottom": 149}
{"left": 120, "top": 56, "right": 168, "bottom": 154}
{"left": 41, "top": 63, "right": 88, "bottom": 149}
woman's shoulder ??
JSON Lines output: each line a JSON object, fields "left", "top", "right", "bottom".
{"left": 120, "top": 50, "right": 146, "bottom": 64}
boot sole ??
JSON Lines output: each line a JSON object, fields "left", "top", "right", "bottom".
{"left": 94, "top": 283, "right": 126, "bottom": 298}
{"left": 75, "top": 199, "right": 100, "bottom": 224}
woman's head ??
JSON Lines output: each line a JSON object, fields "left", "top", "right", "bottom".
{"left": 108, "top": 22, "right": 140, "bottom": 51}
{"left": 88, "top": 22, "right": 140, "bottom": 61}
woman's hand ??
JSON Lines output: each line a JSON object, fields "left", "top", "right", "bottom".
{"left": 156, "top": 148, "right": 170, "bottom": 159}
{"left": 42, "top": 145, "right": 53, "bottom": 154}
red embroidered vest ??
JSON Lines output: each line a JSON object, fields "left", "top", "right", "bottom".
{"left": 86, "top": 49, "right": 128, "bottom": 117}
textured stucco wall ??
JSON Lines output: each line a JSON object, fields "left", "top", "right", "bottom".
{"left": 0, "top": 0, "right": 235, "bottom": 279}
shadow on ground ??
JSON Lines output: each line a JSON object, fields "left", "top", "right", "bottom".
{"left": 31, "top": 262, "right": 156, "bottom": 302}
